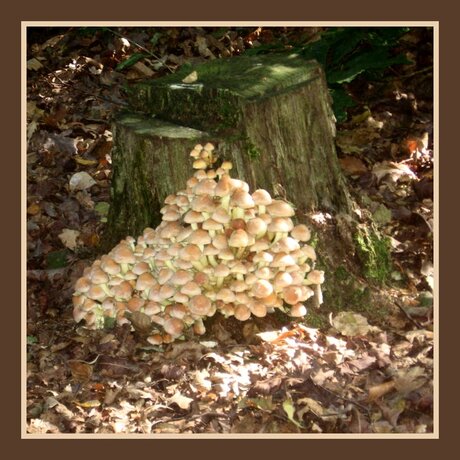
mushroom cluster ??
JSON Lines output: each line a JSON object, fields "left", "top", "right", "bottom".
{"left": 72, "top": 143, "right": 324, "bottom": 345}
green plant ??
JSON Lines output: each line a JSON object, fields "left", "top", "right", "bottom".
{"left": 245, "top": 27, "right": 411, "bottom": 122}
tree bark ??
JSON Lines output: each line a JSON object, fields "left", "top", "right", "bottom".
{"left": 105, "top": 53, "right": 351, "bottom": 247}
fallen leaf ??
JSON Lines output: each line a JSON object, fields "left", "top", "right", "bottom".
{"left": 332, "top": 312, "right": 371, "bottom": 337}
{"left": 169, "top": 391, "right": 193, "bottom": 410}
{"left": 339, "top": 156, "right": 368, "bottom": 176}
{"left": 27, "top": 58, "right": 44, "bottom": 71}
{"left": 58, "top": 229, "right": 80, "bottom": 250}
{"left": 68, "top": 360, "right": 93, "bottom": 384}
{"left": 182, "top": 70, "right": 198, "bottom": 83}
{"left": 394, "top": 366, "right": 427, "bottom": 395}
{"left": 282, "top": 398, "right": 303, "bottom": 428}
{"left": 367, "top": 380, "right": 396, "bottom": 401}
{"left": 69, "top": 172, "right": 96, "bottom": 192}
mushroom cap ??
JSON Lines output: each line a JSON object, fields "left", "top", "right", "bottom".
{"left": 272, "top": 236, "right": 300, "bottom": 253}
{"left": 246, "top": 217, "right": 268, "bottom": 237}
{"left": 188, "top": 229, "right": 212, "bottom": 246}
{"left": 191, "top": 194, "right": 215, "bottom": 213}
{"left": 88, "top": 267, "right": 109, "bottom": 284}
{"left": 193, "top": 318, "right": 206, "bottom": 335}
{"left": 252, "top": 189, "right": 273, "bottom": 206}
{"left": 159, "top": 222, "right": 182, "bottom": 240}
{"left": 268, "top": 217, "right": 294, "bottom": 233}
{"left": 193, "top": 179, "right": 217, "bottom": 196}
{"left": 147, "top": 334, "right": 164, "bottom": 345}
{"left": 266, "top": 200, "right": 295, "bottom": 217}
{"left": 291, "top": 224, "right": 311, "bottom": 242}
{"left": 180, "top": 281, "right": 201, "bottom": 297}
{"left": 158, "top": 268, "right": 174, "bottom": 285}
{"left": 132, "top": 261, "right": 150, "bottom": 275}
{"left": 290, "top": 303, "right": 307, "bottom": 317}
{"left": 248, "top": 300, "right": 268, "bottom": 318}
{"left": 231, "top": 189, "right": 255, "bottom": 209}
{"left": 144, "top": 301, "right": 162, "bottom": 315}
{"left": 193, "top": 159, "right": 207, "bottom": 170}
{"left": 217, "top": 248, "right": 235, "bottom": 262}
{"left": 86, "top": 285, "right": 108, "bottom": 301}
{"left": 234, "top": 304, "right": 251, "bottom": 321}
{"left": 271, "top": 252, "right": 297, "bottom": 268}
{"left": 136, "top": 272, "right": 157, "bottom": 291}
{"left": 221, "top": 161, "right": 232, "bottom": 171}
{"left": 100, "top": 258, "right": 121, "bottom": 276}
{"left": 301, "top": 245, "right": 317, "bottom": 261}
{"left": 254, "top": 267, "right": 273, "bottom": 280}
{"left": 214, "top": 174, "right": 234, "bottom": 197}
{"left": 179, "top": 244, "right": 202, "bottom": 261}
{"left": 170, "top": 270, "right": 194, "bottom": 286}
{"left": 184, "top": 210, "right": 206, "bottom": 225}
{"left": 307, "top": 270, "right": 325, "bottom": 285}
{"left": 282, "top": 285, "right": 303, "bottom": 305}
{"left": 211, "top": 207, "right": 231, "bottom": 224}
{"left": 111, "top": 281, "right": 133, "bottom": 301}
{"left": 202, "top": 218, "right": 224, "bottom": 233}
{"left": 127, "top": 297, "right": 145, "bottom": 312}
{"left": 252, "top": 251, "right": 274, "bottom": 265}
{"left": 216, "top": 288, "right": 236, "bottom": 303}
{"left": 273, "top": 271, "right": 293, "bottom": 290}
{"left": 158, "top": 284, "right": 175, "bottom": 301}
{"left": 212, "top": 234, "right": 228, "bottom": 250}
{"left": 189, "top": 295, "right": 212, "bottom": 316}
{"left": 112, "top": 244, "right": 136, "bottom": 264}
{"left": 163, "top": 317, "right": 185, "bottom": 338}
{"left": 228, "top": 229, "right": 250, "bottom": 249}
{"left": 74, "top": 276, "right": 91, "bottom": 294}
{"left": 166, "top": 303, "right": 188, "bottom": 319}
{"left": 251, "top": 279, "right": 274, "bottom": 298}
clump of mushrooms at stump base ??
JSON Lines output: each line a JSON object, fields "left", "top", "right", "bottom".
{"left": 72, "top": 143, "right": 324, "bottom": 345}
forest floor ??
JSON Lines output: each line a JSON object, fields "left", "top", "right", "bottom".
{"left": 26, "top": 26, "right": 434, "bottom": 435}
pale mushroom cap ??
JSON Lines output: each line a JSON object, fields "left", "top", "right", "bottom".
{"left": 100, "top": 258, "right": 121, "bottom": 276}
{"left": 231, "top": 189, "right": 255, "bottom": 209}
{"left": 160, "top": 222, "right": 182, "bottom": 240}
{"left": 132, "top": 261, "right": 150, "bottom": 275}
{"left": 111, "top": 281, "right": 133, "bottom": 301}
{"left": 290, "top": 303, "right": 307, "bottom": 317}
{"left": 291, "top": 224, "right": 311, "bottom": 242}
{"left": 228, "top": 229, "right": 249, "bottom": 248}
{"left": 184, "top": 210, "right": 205, "bottom": 225}
{"left": 144, "top": 301, "right": 162, "bottom": 315}
{"left": 147, "top": 334, "right": 164, "bottom": 345}
{"left": 163, "top": 318, "right": 185, "bottom": 338}
{"left": 136, "top": 272, "right": 157, "bottom": 291}
{"left": 193, "top": 159, "right": 207, "bottom": 170}
{"left": 251, "top": 279, "right": 274, "bottom": 298}
{"left": 112, "top": 244, "right": 136, "bottom": 264}
{"left": 193, "top": 318, "right": 206, "bottom": 335}
{"left": 301, "top": 245, "right": 317, "bottom": 261}
{"left": 188, "top": 229, "right": 212, "bottom": 246}
{"left": 214, "top": 174, "right": 234, "bottom": 197}
{"left": 212, "top": 234, "right": 229, "bottom": 250}
{"left": 179, "top": 244, "right": 202, "bottom": 261}
{"left": 211, "top": 207, "right": 231, "bottom": 224}
{"left": 170, "top": 270, "right": 194, "bottom": 286}
{"left": 89, "top": 267, "right": 109, "bottom": 284}
{"left": 189, "top": 295, "right": 212, "bottom": 316}
{"left": 248, "top": 301, "right": 268, "bottom": 318}
{"left": 218, "top": 248, "right": 235, "bottom": 261}
{"left": 216, "top": 288, "right": 236, "bottom": 303}
{"left": 166, "top": 303, "right": 188, "bottom": 320}
{"left": 203, "top": 218, "right": 224, "bottom": 233}
{"left": 127, "top": 297, "right": 145, "bottom": 312}
{"left": 158, "top": 284, "right": 175, "bottom": 301}
{"left": 268, "top": 217, "right": 294, "bottom": 233}
{"left": 234, "top": 304, "right": 251, "bottom": 321}
{"left": 252, "top": 189, "right": 272, "bottom": 206}
{"left": 271, "top": 252, "right": 297, "bottom": 268}
{"left": 307, "top": 270, "right": 325, "bottom": 284}
{"left": 272, "top": 236, "right": 300, "bottom": 253}
{"left": 180, "top": 281, "right": 202, "bottom": 297}
{"left": 273, "top": 271, "right": 293, "bottom": 290}
{"left": 193, "top": 179, "right": 217, "bottom": 196}
{"left": 191, "top": 195, "right": 216, "bottom": 213}
{"left": 221, "top": 160, "right": 232, "bottom": 171}
{"left": 246, "top": 217, "right": 268, "bottom": 237}
{"left": 229, "top": 280, "right": 248, "bottom": 293}
{"left": 75, "top": 276, "right": 91, "bottom": 293}
{"left": 255, "top": 267, "right": 273, "bottom": 280}
{"left": 158, "top": 268, "right": 174, "bottom": 285}
{"left": 86, "top": 285, "right": 108, "bottom": 301}
{"left": 267, "top": 200, "right": 295, "bottom": 217}
{"left": 283, "top": 285, "right": 303, "bottom": 305}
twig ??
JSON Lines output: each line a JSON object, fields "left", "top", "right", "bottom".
{"left": 311, "top": 378, "right": 370, "bottom": 414}
{"left": 394, "top": 299, "right": 424, "bottom": 329}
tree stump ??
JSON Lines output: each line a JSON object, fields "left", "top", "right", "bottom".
{"left": 105, "top": 53, "right": 352, "bottom": 247}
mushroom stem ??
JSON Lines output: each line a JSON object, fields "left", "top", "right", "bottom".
{"left": 207, "top": 255, "right": 218, "bottom": 267}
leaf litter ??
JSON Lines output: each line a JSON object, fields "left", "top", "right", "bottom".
{"left": 26, "top": 26, "right": 434, "bottom": 434}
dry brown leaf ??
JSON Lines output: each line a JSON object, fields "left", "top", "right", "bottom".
{"left": 58, "top": 229, "right": 80, "bottom": 250}
{"left": 367, "top": 380, "right": 396, "bottom": 402}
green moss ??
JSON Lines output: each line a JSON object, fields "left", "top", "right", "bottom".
{"left": 246, "top": 140, "right": 261, "bottom": 159}
{"left": 354, "top": 226, "right": 392, "bottom": 284}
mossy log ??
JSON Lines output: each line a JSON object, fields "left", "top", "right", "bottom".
{"left": 105, "top": 53, "right": 352, "bottom": 247}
